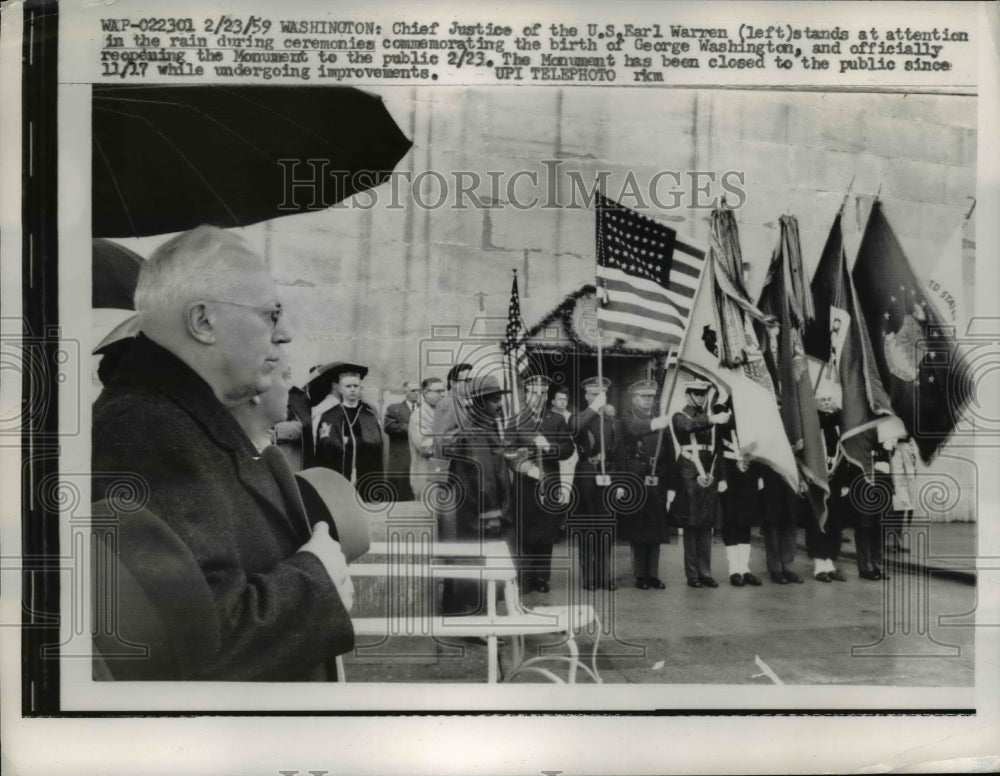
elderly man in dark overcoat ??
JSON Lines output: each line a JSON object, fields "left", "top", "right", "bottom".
{"left": 92, "top": 225, "right": 354, "bottom": 681}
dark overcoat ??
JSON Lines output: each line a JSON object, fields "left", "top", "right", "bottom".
{"left": 92, "top": 335, "right": 354, "bottom": 681}
{"left": 506, "top": 409, "right": 575, "bottom": 545}
{"left": 383, "top": 400, "right": 415, "bottom": 501}
{"left": 570, "top": 406, "right": 620, "bottom": 522}
{"left": 617, "top": 408, "right": 674, "bottom": 543}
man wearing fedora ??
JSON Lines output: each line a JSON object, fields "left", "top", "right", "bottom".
{"left": 440, "top": 374, "right": 511, "bottom": 614}
{"left": 315, "top": 363, "right": 386, "bottom": 502}
{"left": 92, "top": 225, "right": 354, "bottom": 681}
{"left": 670, "top": 380, "right": 730, "bottom": 588}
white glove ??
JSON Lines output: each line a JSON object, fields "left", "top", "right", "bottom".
{"left": 666, "top": 490, "right": 676, "bottom": 509}
{"left": 718, "top": 480, "right": 728, "bottom": 493}
{"left": 757, "top": 477, "right": 764, "bottom": 491}
{"left": 318, "top": 421, "right": 332, "bottom": 440}
{"left": 588, "top": 391, "right": 607, "bottom": 412}
{"left": 298, "top": 522, "right": 353, "bottom": 611}
{"left": 840, "top": 486, "right": 850, "bottom": 497}
{"left": 615, "top": 487, "right": 626, "bottom": 501}
{"left": 649, "top": 415, "right": 670, "bottom": 431}
{"left": 533, "top": 434, "right": 552, "bottom": 450}
{"left": 708, "top": 411, "right": 731, "bottom": 425}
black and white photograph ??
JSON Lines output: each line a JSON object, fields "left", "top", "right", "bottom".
{"left": 3, "top": 0, "right": 999, "bottom": 773}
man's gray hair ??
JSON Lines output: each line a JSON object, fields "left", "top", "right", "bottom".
{"left": 134, "top": 225, "right": 261, "bottom": 317}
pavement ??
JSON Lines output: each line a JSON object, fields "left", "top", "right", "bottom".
{"left": 806, "top": 519, "right": 977, "bottom": 584}
{"left": 341, "top": 520, "right": 978, "bottom": 686}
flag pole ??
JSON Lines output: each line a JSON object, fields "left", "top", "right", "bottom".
{"left": 650, "top": 251, "right": 713, "bottom": 471}
{"left": 596, "top": 289, "right": 608, "bottom": 483}
{"left": 838, "top": 175, "right": 856, "bottom": 216}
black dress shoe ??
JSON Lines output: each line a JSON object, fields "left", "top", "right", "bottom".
{"left": 636, "top": 578, "right": 651, "bottom": 590}
{"left": 783, "top": 572, "right": 804, "bottom": 584}
{"left": 535, "top": 580, "right": 550, "bottom": 594}
{"left": 875, "top": 569, "right": 889, "bottom": 580}
{"left": 859, "top": 570, "right": 880, "bottom": 581}
{"left": 729, "top": 573, "right": 745, "bottom": 587}
{"left": 583, "top": 582, "right": 597, "bottom": 591}
{"left": 602, "top": 581, "right": 618, "bottom": 591}
{"left": 699, "top": 576, "right": 719, "bottom": 588}
{"left": 686, "top": 578, "right": 703, "bottom": 588}
{"left": 770, "top": 572, "right": 789, "bottom": 584}
{"left": 648, "top": 578, "right": 666, "bottom": 589}
{"left": 829, "top": 568, "right": 847, "bottom": 582}
{"left": 814, "top": 572, "right": 832, "bottom": 583}
{"left": 743, "top": 572, "right": 762, "bottom": 586}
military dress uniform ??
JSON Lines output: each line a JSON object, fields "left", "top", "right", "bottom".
{"left": 505, "top": 393, "right": 575, "bottom": 594}
{"left": 805, "top": 409, "right": 848, "bottom": 582}
{"left": 619, "top": 380, "right": 674, "bottom": 590}
{"left": 717, "top": 407, "right": 763, "bottom": 587}
{"left": 570, "top": 377, "right": 619, "bottom": 591}
{"left": 670, "top": 382, "right": 725, "bottom": 588}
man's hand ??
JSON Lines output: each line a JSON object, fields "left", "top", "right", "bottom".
{"left": 709, "top": 411, "right": 731, "bottom": 425}
{"left": 318, "top": 421, "right": 332, "bottom": 440}
{"left": 666, "top": 490, "right": 676, "bottom": 509}
{"left": 718, "top": 480, "right": 728, "bottom": 493}
{"left": 298, "top": 522, "right": 353, "bottom": 611}
{"left": 272, "top": 420, "right": 302, "bottom": 442}
{"left": 588, "top": 391, "right": 607, "bottom": 412}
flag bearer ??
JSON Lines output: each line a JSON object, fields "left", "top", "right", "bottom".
{"left": 670, "top": 380, "right": 730, "bottom": 588}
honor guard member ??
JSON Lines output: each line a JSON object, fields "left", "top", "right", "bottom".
{"left": 618, "top": 379, "right": 675, "bottom": 590}
{"left": 571, "top": 376, "right": 618, "bottom": 591}
{"left": 807, "top": 389, "right": 849, "bottom": 582}
{"left": 717, "top": 398, "right": 763, "bottom": 587}
{"left": 505, "top": 375, "right": 575, "bottom": 594}
{"left": 670, "top": 380, "right": 729, "bottom": 588}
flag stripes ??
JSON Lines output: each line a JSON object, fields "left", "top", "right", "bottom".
{"left": 596, "top": 194, "right": 706, "bottom": 350}
{"left": 503, "top": 273, "right": 530, "bottom": 377}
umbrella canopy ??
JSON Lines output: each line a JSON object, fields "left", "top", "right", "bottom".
{"left": 93, "top": 238, "right": 144, "bottom": 309}
{"left": 93, "top": 85, "right": 413, "bottom": 238}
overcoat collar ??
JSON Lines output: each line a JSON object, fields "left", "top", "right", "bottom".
{"left": 110, "top": 335, "right": 299, "bottom": 534}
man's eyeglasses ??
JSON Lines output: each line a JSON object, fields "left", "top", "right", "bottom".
{"left": 207, "top": 300, "right": 283, "bottom": 328}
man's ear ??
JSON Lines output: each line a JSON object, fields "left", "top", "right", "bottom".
{"left": 185, "top": 302, "right": 216, "bottom": 344}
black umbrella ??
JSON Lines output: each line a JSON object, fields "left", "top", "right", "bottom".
{"left": 93, "top": 85, "right": 413, "bottom": 238}
{"left": 92, "top": 238, "right": 144, "bottom": 309}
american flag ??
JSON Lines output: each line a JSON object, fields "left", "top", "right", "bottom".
{"left": 503, "top": 273, "right": 530, "bottom": 376}
{"left": 596, "top": 194, "right": 706, "bottom": 351}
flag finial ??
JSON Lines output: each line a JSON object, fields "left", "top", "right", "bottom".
{"left": 838, "top": 175, "right": 856, "bottom": 215}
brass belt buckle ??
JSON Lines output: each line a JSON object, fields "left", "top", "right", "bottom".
{"left": 596, "top": 474, "right": 611, "bottom": 486}
{"left": 645, "top": 476, "right": 659, "bottom": 486}
{"left": 696, "top": 473, "right": 715, "bottom": 488}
